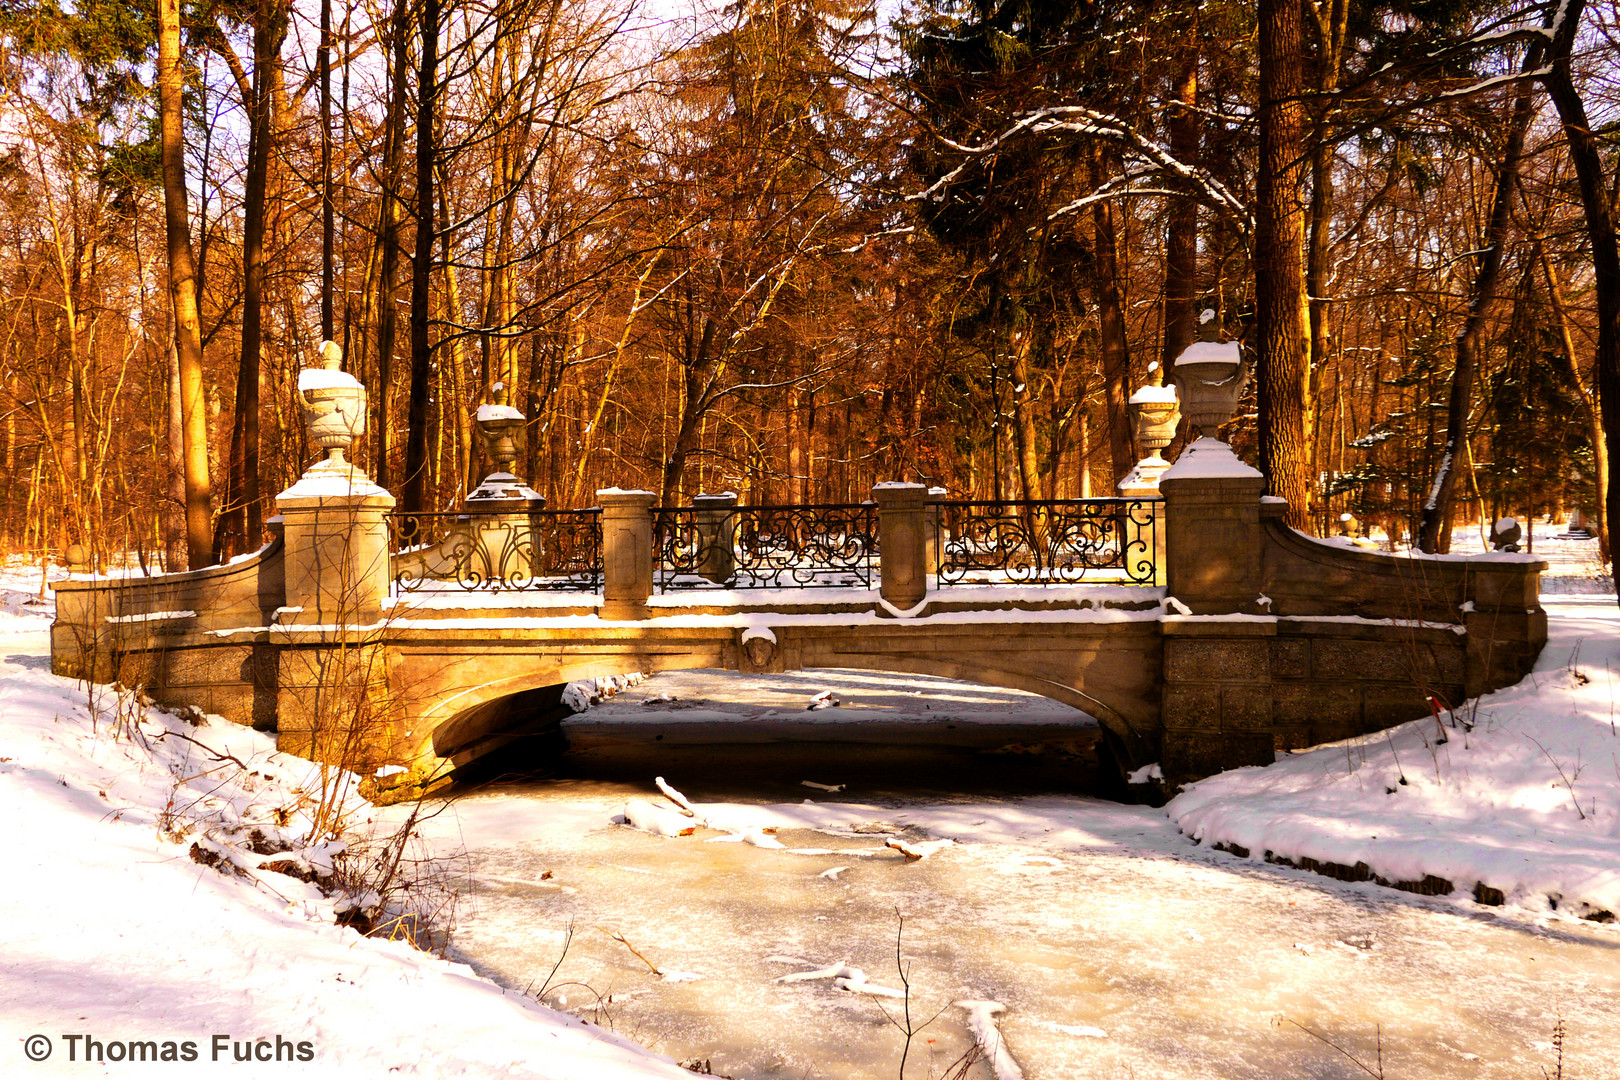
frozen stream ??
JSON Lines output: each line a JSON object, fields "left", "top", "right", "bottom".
{"left": 424, "top": 670, "right": 1619, "bottom": 1080}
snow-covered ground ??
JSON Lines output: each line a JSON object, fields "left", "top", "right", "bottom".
{"left": 1168, "top": 525, "right": 1620, "bottom": 919}
{"left": 3, "top": 524, "right": 1617, "bottom": 1079}
{"left": 0, "top": 588, "right": 698, "bottom": 1076}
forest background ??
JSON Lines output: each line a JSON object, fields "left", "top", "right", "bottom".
{"left": 1, "top": 0, "right": 1617, "bottom": 577}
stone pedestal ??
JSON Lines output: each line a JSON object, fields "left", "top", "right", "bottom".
{"left": 692, "top": 492, "right": 738, "bottom": 584}
{"left": 1157, "top": 437, "right": 1273, "bottom": 782}
{"left": 275, "top": 464, "right": 395, "bottom": 626}
{"left": 873, "top": 482, "right": 928, "bottom": 613}
{"left": 273, "top": 460, "right": 395, "bottom": 766}
{"left": 599, "top": 489, "right": 656, "bottom": 619}
{"left": 463, "top": 480, "right": 547, "bottom": 587}
{"left": 1159, "top": 439, "right": 1266, "bottom": 614}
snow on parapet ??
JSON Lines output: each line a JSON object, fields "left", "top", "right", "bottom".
{"left": 475, "top": 403, "right": 524, "bottom": 422}
{"left": 1173, "top": 340, "right": 1241, "bottom": 367}
{"left": 1159, "top": 437, "right": 1262, "bottom": 482}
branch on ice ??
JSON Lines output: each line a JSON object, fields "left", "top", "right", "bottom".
{"left": 955, "top": 1000, "right": 1025, "bottom": 1080}
{"left": 776, "top": 961, "right": 905, "bottom": 998}
{"left": 886, "top": 837, "right": 954, "bottom": 860}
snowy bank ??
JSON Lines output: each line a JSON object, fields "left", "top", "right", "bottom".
{"left": 0, "top": 621, "right": 694, "bottom": 1079}
{"left": 1167, "top": 597, "right": 1620, "bottom": 920}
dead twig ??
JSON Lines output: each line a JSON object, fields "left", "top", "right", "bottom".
{"left": 1525, "top": 734, "right": 1588, "bottom": 820}
{"left": 1275, "top": 1017, "right": 1384, "bottom": 1079}
{"left": 597, "top": 926, "right": 662, "bottom": 976}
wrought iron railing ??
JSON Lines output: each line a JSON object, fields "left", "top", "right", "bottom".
{"left": 654, "top": 502, "right": 878, "bottom": 591}
{"left": 932, "top": 498, "right": 1159, "bottom": 586}
{"left": 389, "top": 509, "right": 603, "bottom": 593}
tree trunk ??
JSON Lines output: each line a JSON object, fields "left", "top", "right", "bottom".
{"left": 1090, "top": 149, "right": 1135, "bottom": 486}
{"left": 1417, "top": 64, "right": 1536, "bottom": 552}
{"left": 319, "top": 0, "right": 334, "bottom": 342}
{"left": 401, "top": 0, "right": 439, "bottom": 512}
{"left": 216, "top": 0, "right": 285, "bottom": 562}
{"left": 1541, "top": 0, "right": 1620, "bottom": 585}
{"left": 1541, "top": 243, "right": 1610, "bottom": 560}
{"left": 157, "top": 0, "right": 214, "bottom": 568}
{"left": 1161, "top": 41, "right": 1199, "bottom": 373}
{"left": 1010, "top": 322, "right": 1043, "bottom": 501}
{"left": 373, "top": 0, "right": 410, "bottom": 492}
{"left": 1255, "top": 0, "right": 1312, "bottom": 528}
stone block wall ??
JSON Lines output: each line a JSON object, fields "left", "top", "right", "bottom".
{"left": 1157, "top": 461, "right": 1545, "bottom": 785}
{"left": 51, "top": 535, "right": 286, "bottom": 709}
{"left": 1159, "top": 619, "right": 1470, "bottom": 779}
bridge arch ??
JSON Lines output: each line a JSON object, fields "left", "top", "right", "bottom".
{"left": 398, "top": 631, "right": 1160, "bottom": 773}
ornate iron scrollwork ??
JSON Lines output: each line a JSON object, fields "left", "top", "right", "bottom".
{"left": 655, "top": 503, "right": 878, "bottom": 590}
{"left": 933, "top": 498, "right": 1158, "bottom": 586}
{"left": 389, "top": 509, "right": 603, "bottom": 593}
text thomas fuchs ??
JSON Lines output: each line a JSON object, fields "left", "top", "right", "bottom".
{"left": 53, "top": 1034, "right": 315, "bottom": 1063}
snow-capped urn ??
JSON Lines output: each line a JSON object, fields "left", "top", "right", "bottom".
{"left": 1171, "top": 341, "right": 1247, "bottom": 435}
{"left": 467, "top": 381, "right": 544, "bottom": 506}
{"left": 1127, "top": 383, "right": 1180, "bottom": 455}
{"left": 297, "top": 340, "right": 367, "bottom": 463}
{"left": 1492, "top": 516, "right": 1522, "bottom": 552}
{"left": 474, "top": 381, "right": 526, "bottom": 475}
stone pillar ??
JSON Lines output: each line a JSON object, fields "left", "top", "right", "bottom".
{"left": 273, "top": 473, "right": 397, "bottom": 765}
{"left": 873, "top": 482, "right": 928, "bottom": 614}
{"left": 1158, "top": 438, "right": 1266, "bottom": 614}
{"left": 1461, "top": 561, "right": 1549, "bottom": 698}
{"left": 49, "top": 575, "right": 119, "bottom": 682}
{"left": 925, "top": 486, "right": 948, "bottom": 576}
{"left": 599, "top": 488, "right": 657, "bottom": 619}
{"left": 273, "top": 340, "right": 399, "bottom": 768}
{"left": 275, "top": 481, "right": 395, "bottom": 626}
{"left": 1157, "top": 437, "right": 1274, "bottom": 784}
{"left": 692, "top": 491, "right": 738, "bottom": 584}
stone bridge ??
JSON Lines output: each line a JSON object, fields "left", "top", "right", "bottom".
{"left": 49, "top": 348, "right": 1548, "bottom": 793}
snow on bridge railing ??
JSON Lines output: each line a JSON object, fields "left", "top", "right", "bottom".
{"left": 932, "top": 497, "right": 1160, "bottom": 586}
{"left": 388, "top": 508, "right": 603, "bottom": 594}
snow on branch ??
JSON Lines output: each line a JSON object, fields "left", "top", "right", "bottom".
{"left": 908, "top": 104, "right": 1252, "bottom": 235}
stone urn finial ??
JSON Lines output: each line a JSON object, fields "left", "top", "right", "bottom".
{"left": 298, "top": 340, "right": 367, "bottom": 465}
{"left": 467, "top": 382, "right": 545, "bottom": 508}
{"left": 1128, "top": 384, "right": 1180, "bottom": 456}
{"left": 1171, "top": 341, "right": 1246, "bottom": 435}
{"left": 1119, "top": 384, "right": 1180, "bottom": 496}
{"left": 475, "top": 382, "right": 525, "bottom": 477}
